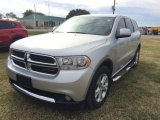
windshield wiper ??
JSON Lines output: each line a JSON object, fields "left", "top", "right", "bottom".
{"left": 67, "top": 32, "right": 87, "bottom": 34}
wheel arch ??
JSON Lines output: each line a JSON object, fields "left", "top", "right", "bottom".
{"left": 85, "top": 57, "right": 113, "bottom": 101}
{"left": 11, "top": 36, "right": 25, "bottom": 43}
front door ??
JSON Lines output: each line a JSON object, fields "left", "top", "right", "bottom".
{"left": 114, "top": 18, "right": 131, "bottom": 72}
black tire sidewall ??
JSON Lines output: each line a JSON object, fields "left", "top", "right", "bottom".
{"left": 133, "top": 48, "right": 140, "bottom": 67}
{"left": 87, "top": 66, "right": 111, "bottom": 109}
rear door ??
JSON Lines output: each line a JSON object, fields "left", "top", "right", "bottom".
{"left": 0, "top": 21, "right": 11, "bottom": 46}
{"left": 125, "top": 18, "right": 140, "bottom": 60}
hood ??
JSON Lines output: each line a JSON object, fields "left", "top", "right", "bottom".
{"left": 11, "top": 33, "right": 107, "bottom": 56}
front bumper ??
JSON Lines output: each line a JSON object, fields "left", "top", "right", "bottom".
{"left": 11, "top": 82, "right": 56, "bottom": 103}
{"left": 6, "top": 57, "right": 93, "bottom": 103}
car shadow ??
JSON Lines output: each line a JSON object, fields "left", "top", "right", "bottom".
{"left": 0, "top": 47, "right": 9, "bottom": 53}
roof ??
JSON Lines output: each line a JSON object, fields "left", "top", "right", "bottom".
{"left": 0, "top": 19, "right": 20, "bottom": 23}
{"left": 75, "top": 14, "right": 118, "bottom": 17}
{"left": 19, "top": 14, "right": 65, "bottom": 22}
{"left": 75, "top": 14, "right": 133, "bottom": 19}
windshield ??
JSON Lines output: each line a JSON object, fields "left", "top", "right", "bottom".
{"left": 54, "top": 16, "right": 115, "bottom": 35}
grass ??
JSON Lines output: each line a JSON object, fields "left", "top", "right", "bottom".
{"left": 28, "top": 31, "right": 49, "bottom": 36}
{"left": 0, "top": 35, "right": 160, "bottom": 119}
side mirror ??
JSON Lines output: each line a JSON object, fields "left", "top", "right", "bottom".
{"left": 116, "top": 28, "right": 131, "bottom": 38}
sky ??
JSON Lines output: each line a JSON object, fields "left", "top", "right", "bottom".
{"left": 0, "top": 0, "right": 160, "bottom": 26}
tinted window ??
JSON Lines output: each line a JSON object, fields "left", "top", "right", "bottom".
{"left": 0, "top": 21, "right": 10, "bottom": 29}
{"left": 7, "top": 22, "right": 16, "bottom": 28}
{"left": 132, "top": 20, "right": 138, "bottom": 31}
{"left": 116, "top": 18, "right": 126, "bottom": 35}
{"left": 125, "top": 18, "right": 134, "bottom": 33}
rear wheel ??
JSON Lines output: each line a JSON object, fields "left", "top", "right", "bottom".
{"left": 133, "top": 48, "right": 140, "bottom": 67}
{"left": 86, "top": 66, "right": 111, "bottom": 109}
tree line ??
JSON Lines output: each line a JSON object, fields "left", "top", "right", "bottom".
{"left": 0, "top": 9, "right": 90, "bottom": 19}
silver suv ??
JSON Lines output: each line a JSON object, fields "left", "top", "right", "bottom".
{"left": 6, "top": 14, "right": 141, "bottom": 109}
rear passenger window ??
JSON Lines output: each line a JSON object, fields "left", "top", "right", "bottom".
{"left": 132, "top": 20, "right": 138, "bottom": 31}
{"left": 125, "top": 18, "right": 134, "bottom": 33}
{"left": 0, "top": 21, "right": 10, "bottom": 29}
{"left": 7, "top": 22, "right": 16, "bottom": 28}
{"left": 116, "top": 18, "right": 126, "bottom": 35}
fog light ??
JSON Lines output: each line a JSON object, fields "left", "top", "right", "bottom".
{"left": 65, "top": 95, "right": 71, "bottom": 101}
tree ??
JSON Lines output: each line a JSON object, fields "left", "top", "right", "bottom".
{"left": 66, "top": 9, "right": 90, "bottom": 19}
{"left": 35, "top": 12, "right": 45, "bottom": 16}
{"left": 23, "top": 9, "right": 34, "bottom": 17}
{"left": 0, "top": 13, "right": 3, "bottom": 19}
{"left": 6, "top": 12, "right": 17, "bottom": 18}
{"left": 23, "top": 9, "right": 45, "bottom": 17}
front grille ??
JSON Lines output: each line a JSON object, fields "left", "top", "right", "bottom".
{"left": 13, "top": 59, "right": 25, "bottom": 68}
{"left": 31, "top": 65, "right": 58, "bottom": 75}
{"left": 12, "top": 50, "right": 25, "bottom": 59}
{"left": 10, "top": 49, "right": 59, "bottom": 76}
{"left": 30, "top": 54, "right": 55, "bottom": 64}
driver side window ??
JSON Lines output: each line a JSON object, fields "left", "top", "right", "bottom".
{"left": 116, "top": 18, "right": 126, "bottom": 35}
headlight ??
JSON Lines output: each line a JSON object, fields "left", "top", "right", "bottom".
{"left": 56, "top": 56, "right": 91, "bottom": 70}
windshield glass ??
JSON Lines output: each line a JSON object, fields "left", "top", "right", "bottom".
{"left": 54, "top": 16, "right": 115, "bottom": 35}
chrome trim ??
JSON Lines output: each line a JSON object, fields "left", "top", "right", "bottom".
{"left": 28, "top": 59, "right": 57, "bottom": 66}
{"left": 28, "top": 65, "right": 58, "bottom": 77}
{"left": 10, "top": 49, "right": 60, "bottom": 76}
{"left": 112, "top": 60, "right": 132, "bottom": 77}
{"left": 11, "top": 59, "right": 26, "bottom": 70}
{"left": 11, "top": 55, "right": 24, "bottom": 61}
{"left": 29, "top": 62, "right": 58, "bottom": 68}
{"left": 11, "top": 49, "right": 25, "bottom": 59}
{"left": 12, "top": 83, "right": 55, "bottom": 103}
{"left": 126, "top": 67, "right": 131, "bottom": 71}
{"left": 29, "top": 53, "right": 56, "bottom": 64}
{"left": 113, "top": 76, "right": 121, "bottom": 81}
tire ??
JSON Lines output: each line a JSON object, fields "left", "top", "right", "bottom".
{"left": 86, "top": 66, "right": 111, "bottom": 109}
{"left": 133, "top": 48, "right": 140, "bottom": 67}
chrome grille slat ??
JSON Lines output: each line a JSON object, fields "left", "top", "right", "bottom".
{"left": 10, "top": 49, "right": 59, "bottom": 76}
{"left": 11, "top": 49, "right": 25, "bottom": 59}
{"left": 11, "top": 55, "right": 25, "bottom": 61}
{"left": 30, "top": 54, "right": 55, "bottom": 64}
{"left": 28, "top": 63, "right": 58, "bottom": 68}
{"left": 31, "top": 65, "right": 58, "bottom": 75}
{"left": 28, "top": 59, "right": 56, "bottom": 66}
{"left": 12, "top": 59, "right": 26, "bottom": 69}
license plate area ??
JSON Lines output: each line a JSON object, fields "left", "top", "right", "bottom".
{"left": 16, "top": 74, "right": 32, "bottom": 89}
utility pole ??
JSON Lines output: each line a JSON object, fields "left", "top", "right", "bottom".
{"left": 112, "top": 0, "right": 116, "bottom": 14}
{"left": 33, "top": 4, "right": 36, "bottom": 27}
{"left": 34, "top": 4, "right": 36, "bottom": 13}
{"left": 48, "top": 0, "right": 50, "bottom": 16}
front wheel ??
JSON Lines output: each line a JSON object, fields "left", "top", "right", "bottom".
{"left": 86, "top": 66, "right": 111, "bottom": 109}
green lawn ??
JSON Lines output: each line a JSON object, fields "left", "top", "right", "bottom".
{"left": 28, "top": 31, "right": 48, "bottom": 36}
{"left": 0, "top": 36, "right": 160, "bottom": 120}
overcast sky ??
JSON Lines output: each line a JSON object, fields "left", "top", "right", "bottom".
{"left": 1, "top": 0, "right": 160, "bottom": 26}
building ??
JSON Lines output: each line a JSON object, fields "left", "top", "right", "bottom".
{"left": 19, "top": 14, "right": 65, "bottom": 27}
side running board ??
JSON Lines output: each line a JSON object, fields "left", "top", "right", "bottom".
{"left": 112, "top": 61, "right": 135, "bottom": 82}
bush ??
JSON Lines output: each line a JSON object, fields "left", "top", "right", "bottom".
{"left": 24, "top": 25, "right": 33, "bottom": 29}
